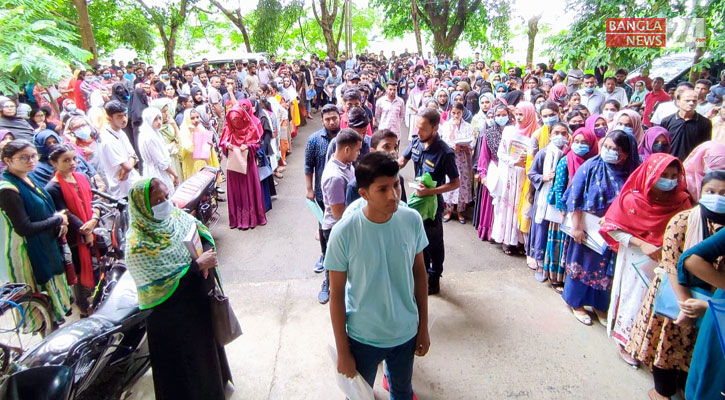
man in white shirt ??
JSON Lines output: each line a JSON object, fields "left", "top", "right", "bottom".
{"left": 601, "top": 76, "right": 629, "bottom": 107}
{"left": 98, "top": 101, "right": 140, "bottom": 198}
{"left": 257, "top": 60, "right": 274, "bottom": 85}
{"left": 578, "top": 74, "right": 605, "bottom": 114}
{"left": 374, "top": 80, "right": 405, "bottom": 137}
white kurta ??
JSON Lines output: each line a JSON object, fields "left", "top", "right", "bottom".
{"left": 490, "top": 126, "right": 528, "bottom": 246}
{"left": 138, "top": 125, "right": 175, "bottom": 195}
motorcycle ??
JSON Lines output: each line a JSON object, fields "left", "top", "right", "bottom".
{"left": 0, "top": 177, "right": 222, "bottom": 399}
{"left": 171, "top": 166, "right": 221, "bottom": 228}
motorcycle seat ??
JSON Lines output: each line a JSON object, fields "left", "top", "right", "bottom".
{"left": 171, "top": 167, "right": 218, "bottom": 209}
{"left": 0, "top": 365, "right": 73, "bottom": 400}
{"left": 93, "top": 271, "right": 140, "bottom": 325}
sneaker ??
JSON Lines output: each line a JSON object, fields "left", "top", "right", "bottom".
{"left": 313, "top": 256, "right": 325, "bottom": 273}
{"left": 318, "top": 279, "right": 330, "bottom": 304}
{"left": 428, "top": 275, "right": 440, "bottom": 295}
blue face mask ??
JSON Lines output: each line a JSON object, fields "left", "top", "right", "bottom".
{"left": 103, "top": 73, "right": 111, "bottom": 79}
{"left": 584, "top": 87, "right": 595, "bottom": 94}
{"left": 494, "top": 116, "right": 509, "bottom": 126}
{"left": 601, "top": 147, "right": 620, "bottom": 164}
{"left": 550, "top": 134, "right": 568, "bottom": 148}
{"left": 572, "top": 143, "right": 590, "bottom": 156}
{"left": 542, "top": 115, "right": 559, "bottom": 126}
{"left": 654, "top": 177, "right": 678, "bottom": 191}
{"left": 699, "top": 193, "right": 725, "bottom": 214}
{"left": 615, "top": 125, "right": 634, "bottom": 136}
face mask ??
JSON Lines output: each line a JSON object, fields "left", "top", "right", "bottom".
{"left": 600, "top": 147, "right": 620, "bottom": 164}
{"left": 494, "top": 116, "right": 509, "bottom": 126}
{"left": 584, "top": 87, "right": 595, "bottom": 94}
{"left": 408, "top": 82, "right": 415, "bottom": 88}
{"left": 594, "top": 126, "right": 607, "bottom": 137}
{"left": 74, "top": 126, "right": 92, "bottom": 140}
{"left": 572, "top": 143, "right": 590, "bottom": 156}
{"left": 496, "top": 92, "right": 504, "bottom": 98}
{"left": 569, "top": 123, "right": 584, "bottom": 132}
{"left": 103, "top": 73, "right": 111, "bottom": 79}
{"left": 152, "top": 199, "right": 173, "bottom": 220}
{"left": 602, "top": 110, "right": 615, "bottom": 120}
{"left": 542, "top": 115, "right": 559, "bottom": 126}
{"left": 654, "top": 177, "right": 678, "bottom": 191}
{"left": 535, "top": 103, "right": 543, "bottom": 112}
{"left": 417, "top": 81, "right": 425, "bottom": 88}
{"left": 551, "top": 134, "right": 568, "bottom": 148}
{"left": 615, "top": 125, "right": 634, "bottom": 136}
{"left": 699, "top": 193, "right": 725, "bottom": 214}
{"left": 161, "top": 74, "right": 169, "bottom": 80}
{"left": 650, "top": 141, "right": 668, "bottom": 154}
{"left": 67, "top": 104, "right": 77, "bottom": 112}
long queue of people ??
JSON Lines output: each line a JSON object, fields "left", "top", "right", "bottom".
{"left": 301, "top": 52, "right": 725, "bottom": 400}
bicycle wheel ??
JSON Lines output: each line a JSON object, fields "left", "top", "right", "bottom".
{"left": 0, "top": 295, "right": 53, "bottom": 356}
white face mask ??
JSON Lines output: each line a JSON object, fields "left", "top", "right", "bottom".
{"left": 151, "top": 199, "right": 173, "bottom": 220}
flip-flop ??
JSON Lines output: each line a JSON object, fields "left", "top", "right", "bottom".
{"left": 572, "top": 309, "right": 592, "bottom": 326}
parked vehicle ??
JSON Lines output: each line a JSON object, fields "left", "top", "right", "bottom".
{"left": 171, "top": 166, "right": 222, "bottom": 228}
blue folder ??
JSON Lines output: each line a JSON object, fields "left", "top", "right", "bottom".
{"left": 653, "top": 273, "right": 714, "bottom": 323}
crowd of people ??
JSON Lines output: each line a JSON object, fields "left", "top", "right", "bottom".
{"left": 302, "top": 51, "right": 725, "bottom": 400}
{"left": 1, "top": 48, "right": 724, "bottom": 399}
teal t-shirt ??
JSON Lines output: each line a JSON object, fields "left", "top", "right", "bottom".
{"left": 324, "top": 204, "right": 429, "bottom": 348}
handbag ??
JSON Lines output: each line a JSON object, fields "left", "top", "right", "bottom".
{"left": 306, "top": 88, "right": 316, "bottom": 99}
{"left": 208, "top": 270, "right": 242, "bottom": 346}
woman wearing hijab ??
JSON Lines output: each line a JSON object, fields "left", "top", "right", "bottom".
{"left": 434, "top": 88, "right": 450, "bottom": 121}
{"left": 475, "top": 102, "right": 510, "bottom": 240}
{"left": 548, "top": 83, "right": 569, "bottom": 108}
{"left": 150, "top": 98, "right": 183, "bottom": 179}
{"left": 504, "top": 90, "right": 525, "bottom": 107}
{"left": 110, "top": 82, "right": 130, "bottom": 105}
{"left": 138, "top": 107, "right": 178, "bottom": 194}
{"left": 253, "top": 98, "right": 277, "bottom": 209}
{"left": 584, "top": 114, "right": 609, "bottom": 141}
{"left": 179, "top": 108, "right": 221, "bottom": 180}
{"left": 440, "top": 102, "right": 475, "bottom": 223}
{"left": 405, "top": 75, "right": 427, "bottom": 137}
{"left": 561, "top": 130, "right": 640, "bottom": 326}
{"left": 638, "top": 126, "right": 671, "bottom": 163}
{"left": 600, "top": 154, "right": 691, "bottom": 367}
{"left": 491, "top": 102, "right": 538, "bottom": 255}
{"left": 220, "top": 101, "right": 267, "bottom": 230}
{"left": 629, "top": 80, "right": 648, "bottom": 111}
{"left": 0, "top": 97, "right": 35, "bottom": 142}
{"left": 0, "top": 139, "right": 72, "bottom": 323}
{"left": 544, "top": 127, "right": 599, "bottom": 292}
{"left": 191, "top": 87, "right": 205, "bottom": 107}
{"left": 528, "top": 122, "right": 570, "bottom": 281}
{"left": 682, "top": 140, "right": 725, "bottom": 202}
{"left": 45, "top": 144, "right": 102, "bottom": 317}
{"left": 464, "top": 90, "right": 480, "bottom": 117}
{"left": 29, "top": 129, "right": 97, "bottom": 187}
{"left": 494, "top": 83, "right": 509, "bottom": 99}
{"left": 125, "top": 178, "right": 232, "bottom": 400}
{"left": 626, "top": 171, "right": 725, "bottom": 400}
{"left": 471, "top": 93, "right": 495, "bottom": 205}
{"left": 86, "top": 91, "right": 106, "bottom": 132}
{"left": 611, "top": 109, "right": 645, "bottom": 145}
{"left": 0, "top": 130, "right": 15, "bottom": 173}
{"left": 128, "top": 87, "right": 149, "bottom": 165}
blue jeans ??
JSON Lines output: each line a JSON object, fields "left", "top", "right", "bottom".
{"left": 348, "top": 336, "right": 416, "bottom": 400}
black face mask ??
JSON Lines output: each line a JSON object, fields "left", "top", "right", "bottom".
{"left": 651, "top": 142, "right": 669, "bottom": 153}
{"left": 417, "top": 81, "right": 425, "bottom": 88}
{"left": 569, "top": 123, "right": 584, "bottom": 132}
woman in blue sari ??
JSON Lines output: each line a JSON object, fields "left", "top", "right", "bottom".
{"left": 561, "top": 130, "right": 639, "bottom": 325}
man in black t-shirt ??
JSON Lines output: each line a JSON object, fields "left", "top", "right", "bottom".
{"left": 399, "top": 108, "right": 459, "bottom": 295}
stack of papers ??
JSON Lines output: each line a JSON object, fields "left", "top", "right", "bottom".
{"left": 560, "top": 212, "right": 609, "bottom": 255}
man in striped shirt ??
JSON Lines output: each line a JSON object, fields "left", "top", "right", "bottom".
{"left": 374, "top": 80, "right": 405, "bottom": 138}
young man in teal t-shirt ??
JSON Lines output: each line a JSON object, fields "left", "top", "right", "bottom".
{"left": 326, "top": 152, "right": 430, "bottom": 399}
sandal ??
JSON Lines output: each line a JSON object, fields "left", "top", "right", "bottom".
{"left": 551, "top": 284, "right": 564, "bottom": 294}
{"left": 442, "top": 214, "right": 451, "bottom": 222}
{"left": 458, "top": 217, "right": 466, "bottom": 224}
{"left": 618, "top": 345, "right": 640, "bottom": 368}
{"left": 502, "top": 245, "right": 514, "bottom": 256}
{"left": 274, "top": 171, "right": 284, "bottom": 179}
{"left": 572, "top": 309, "right": 592, "bottom": 326}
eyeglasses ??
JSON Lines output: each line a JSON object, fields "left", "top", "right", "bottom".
{"left": 13, "top": 153, "right": 38, "bottom": 163}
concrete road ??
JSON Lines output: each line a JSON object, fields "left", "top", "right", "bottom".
{"left": 130, "top": 116, "right": 652, "bottom": 399}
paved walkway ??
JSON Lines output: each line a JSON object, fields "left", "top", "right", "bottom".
{"left": 130, "top": 117, "right": 652, "bottom": 399}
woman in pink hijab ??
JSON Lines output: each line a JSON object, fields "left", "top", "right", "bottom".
{"left": 405, "top": 74, "right": 428, "bottom": 139}
{"left": 548, "top": 83, "right": 568, "bottom": 108}
{"left": 611, "top": 109, "right": 644, "bottom": 146}
{"left": 683, "top": 140, "right": 725, "bottom": 201}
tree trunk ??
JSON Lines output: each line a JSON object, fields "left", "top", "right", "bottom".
{"left": 412, "top": 0, "right": 423, "bottom": 55}
{"left": 163, "top": 32, "right": 176, "bottom": 68}
{"left": 312, "top": 0, "right": 340, "bottom": 60}
{"left": 322, "top": 27, "right": 338, "bottom": 60}
{"left": 240, "top": 23, "right": 252, "bottom": 53}
{"left": 689, "top": 47, "right": 705, "bottom": 83}
{"left": 526, "top": 14, "right": 542, "bottom": 67}
{"left": 432, "top": 31, "right": 456, "bottom": 57}
{"left": 72, "top": 0, "right": 98, "bottom": 64}
{"left": 210, "top": 1, "right": 253, "bottom": 52}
